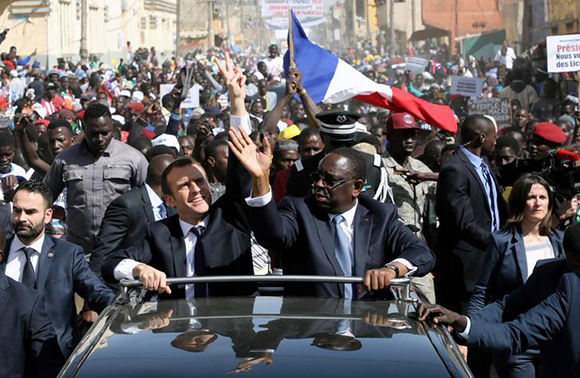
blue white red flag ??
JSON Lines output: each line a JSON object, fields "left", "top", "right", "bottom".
{"left": 283, "top": 11, "right": 457, "bottom": 134}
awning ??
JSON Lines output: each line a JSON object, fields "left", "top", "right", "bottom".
{"left": 408, "top": 27, "right": 449, "bottom": 42}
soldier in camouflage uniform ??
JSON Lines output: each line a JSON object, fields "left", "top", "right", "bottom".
{"left": 382, "top": 113, "right": 437, "bottom": 303}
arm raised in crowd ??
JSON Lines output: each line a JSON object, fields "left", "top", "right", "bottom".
{"left": 260, "top": 72, "right": 297, "bottom": 133}
{"left": 293, "top": 68, "right": 321, "bottom": 128}
{"left": 14, "top": 115, "right": 51, "bottom": 174}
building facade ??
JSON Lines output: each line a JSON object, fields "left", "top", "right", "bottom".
{"left": 0, "top": 0, "right": 176, "bottom": 68}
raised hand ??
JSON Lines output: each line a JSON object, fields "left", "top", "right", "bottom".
{"left": 216, "top": 52, "right": 246, "bottom": 116}
{"left": 228, "top": 127, "right": 271, "bottom": 179}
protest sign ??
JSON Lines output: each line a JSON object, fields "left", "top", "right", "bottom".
{"left": 179, "top": 84, "right": 201, "bottom": 109}
{"left": 450, "top": 76, "right": 484, "bottom": 98}
{"left": 406, "top": 57, "right": 428, "bottom": 74}
{"left": 159, "top": 84, "right": 175, "bottom": 102}
{"left": 468, "top": 97, "right": 511, "bottom": 129}
{"left": 546, "top": 34, "right": 580, "bottom": 73}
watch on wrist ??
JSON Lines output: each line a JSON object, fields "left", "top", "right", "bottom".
{"left": 384, "top": 263, "right": 400, "bottom": 278}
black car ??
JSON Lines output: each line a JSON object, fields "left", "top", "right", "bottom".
{"left": 59, "top": 276, "right": 473, "bottom": 378}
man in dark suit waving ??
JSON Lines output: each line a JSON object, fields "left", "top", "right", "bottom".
{"left": 228, "top": 122, "right": 434, "bottom": 299}
{"left": 435, "top": 115, "right": 508, "bottom": 311}
{"left": 102, "top": 53, "right": 256, "bottom": 298}
{"left": 0, "top": 181, "right": 114, "bottom": 358}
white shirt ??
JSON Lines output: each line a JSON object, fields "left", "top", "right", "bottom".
{"left": 494, "top": 47, "right": 516, "bottom": 69}
{"left": 145, "top": 183, "right": 165, "bottom": 221}
{"left": 525, "top": 241, "right": 554, "bottom": 280}
{"left": 245, "top": 191, "right": 416, "bottom": 275}
{"left": 5, "top": 234, "right": 45, "bottom": 283}
{"left": 265, "top": 56, "right": 284, "bottom": 76}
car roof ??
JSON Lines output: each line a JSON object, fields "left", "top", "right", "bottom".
{"left": 62, "top": 296, "right": 470, "bottom": 378}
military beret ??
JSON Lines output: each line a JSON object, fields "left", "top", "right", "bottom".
{"left": 533, "top": 122, "right": 566, "bottom": 145}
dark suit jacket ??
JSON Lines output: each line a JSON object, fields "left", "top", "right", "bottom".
{"left": 468, "top": 270, "right": 580, "bottom": 378}
{"left": 90, "top": 184, "right": 175, "bottom": 278}
{"left": 466, "top": 228, "right": 564, "bottom": 316}
{"left": 0, "top": 235, "right": 115, "bottom": 358}
{"left": 246, "top": 194, "right": 434, "bottom": 298}
{"left": 0, "top": 271, "right": 63, "bottom": 378}
{"left": 435, "top": 149, "right": 508, "bottom": 307}
{"left": 0, "top": 203, "right": 13, "bottom": 240}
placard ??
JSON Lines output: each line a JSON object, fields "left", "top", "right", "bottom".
{"left": 450, "top": 76, "right": 484, "bottom": 98}
{"left": 546, "top": 34, "right": 580, "bottom": 73}
{"left": 179, "top": 84, "right": 201, "bottom": 109}
{"left": 406, "top": 57, "right": 428, "bottom": 74}
{"left": 467, "top": 97, "right": 511, "bottom": 128}
{"left": 159, "top": 84, "right": 175, "bottom": 102}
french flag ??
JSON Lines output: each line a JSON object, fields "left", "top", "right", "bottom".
{"left": 283, "top": 11, "right": 457, "bottom": 134}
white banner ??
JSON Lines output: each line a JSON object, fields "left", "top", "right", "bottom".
{"left": 546, "top": 34, "right": 580, "bottom": 73}
{"left": 450, "top": 76, "right": 484, "bottom": 98}
{"left": 406, "top": 57, "right": 428, "bottom": 75}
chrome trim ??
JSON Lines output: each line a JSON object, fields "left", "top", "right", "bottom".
{"left": 119, "top": 276, "right": 413, "bottom": 301}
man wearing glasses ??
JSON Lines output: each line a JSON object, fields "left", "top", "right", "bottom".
{"left": 228, "top": 111, "right": 435, "bottom": 299}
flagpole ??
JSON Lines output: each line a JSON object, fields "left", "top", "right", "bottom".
{"left": 289, "top": 9, "right": 295, "bottom": 68}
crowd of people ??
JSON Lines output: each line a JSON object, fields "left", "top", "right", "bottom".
{"left": 0, "top": 34, "right": 579, "bottom": 378}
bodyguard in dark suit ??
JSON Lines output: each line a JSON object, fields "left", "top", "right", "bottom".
{"left": 229, "top": 127, "right": 434, "bottom": 299}
{"left": 0, "top": 269, "right": 63, "bottom": 378}
{"left": 91, "top": 154, "right": 175, "bottom": 277}
{"left": 419, "top": 223, "right": 580, "bottom": 378}
{"left": 435, "top": 115, "right": 508, "bottom": 311}
{"left": 1, "top": 181, "right": 115, "bottom": 358}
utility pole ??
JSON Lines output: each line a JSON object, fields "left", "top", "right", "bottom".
{"left": 176, "top": 0, "right": 181, "bottom": 57}
{"left": 80, "top": 0, "right": 88, "bottom": 63}
{"left": 240, "top": 0, "right": 244, "bottom": 50}
{"left": 226, "top": 1, "right": 231, "bottom": 46}
{"left": 207, "top": 0, "right": 214, "bottom": 48}
{"left": 389, "top": 0, "right": 394, "bottom": 57}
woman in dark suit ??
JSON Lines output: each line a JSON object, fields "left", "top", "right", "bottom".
{"left": 466, "top": 173, "right": 565, "bottom": 377}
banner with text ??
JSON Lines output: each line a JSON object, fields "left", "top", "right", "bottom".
{"left": 547, "top": 34, "right": 580, "bottom": 73}
{"left": 450, "top": 76, "right": 484, "bottom": 98}
{"left": 406, "top": 57, "right": 429, "bottom": 75}
{"left": 468, "top": 97, "right": 511, "bottom": 129}
{"left": 262, "top": 0, "right": 325, "bottom": 30}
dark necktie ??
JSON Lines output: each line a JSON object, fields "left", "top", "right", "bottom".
{"left": 480, "top": 162, "right": 499, "bottom": 231}
{"left": 21, "top": 247, "right": 37, "bottom": 289}
{"left": 190, "top": 226, "right": 207, "bottom": 298}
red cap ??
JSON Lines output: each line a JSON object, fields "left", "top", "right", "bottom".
{"left": 141, "top": 128, "right": 156, "bottom": 140}
{"left": 127, "top": 102, "right": 144, "bottom": 114}
{"left": 77, "top": 110, "right": 85, "bottom": 120}
{"left": 34, "top": 119, "right": 50, "bottom": 127}
{"left": 533, "top": 122, "right": 566, "bottom": 145}
{"left": 386, "top": 113, "right": 420, "bottom": 134}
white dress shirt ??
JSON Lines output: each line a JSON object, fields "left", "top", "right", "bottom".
{"left": 113, "top": 217, "right": 209, "bottom": 300}
{"left": 245, "top": 190, "right": 416, "bottom": 275}
{"left": 145, "top": 183, "right": 166, "bottom": 221}
{"left": 5, "top": 234, "right": 45, "bottom": 283}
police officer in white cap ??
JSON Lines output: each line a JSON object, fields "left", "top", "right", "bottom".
{"left": 286, "top": 110, "right": 392, "bottom": 203}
